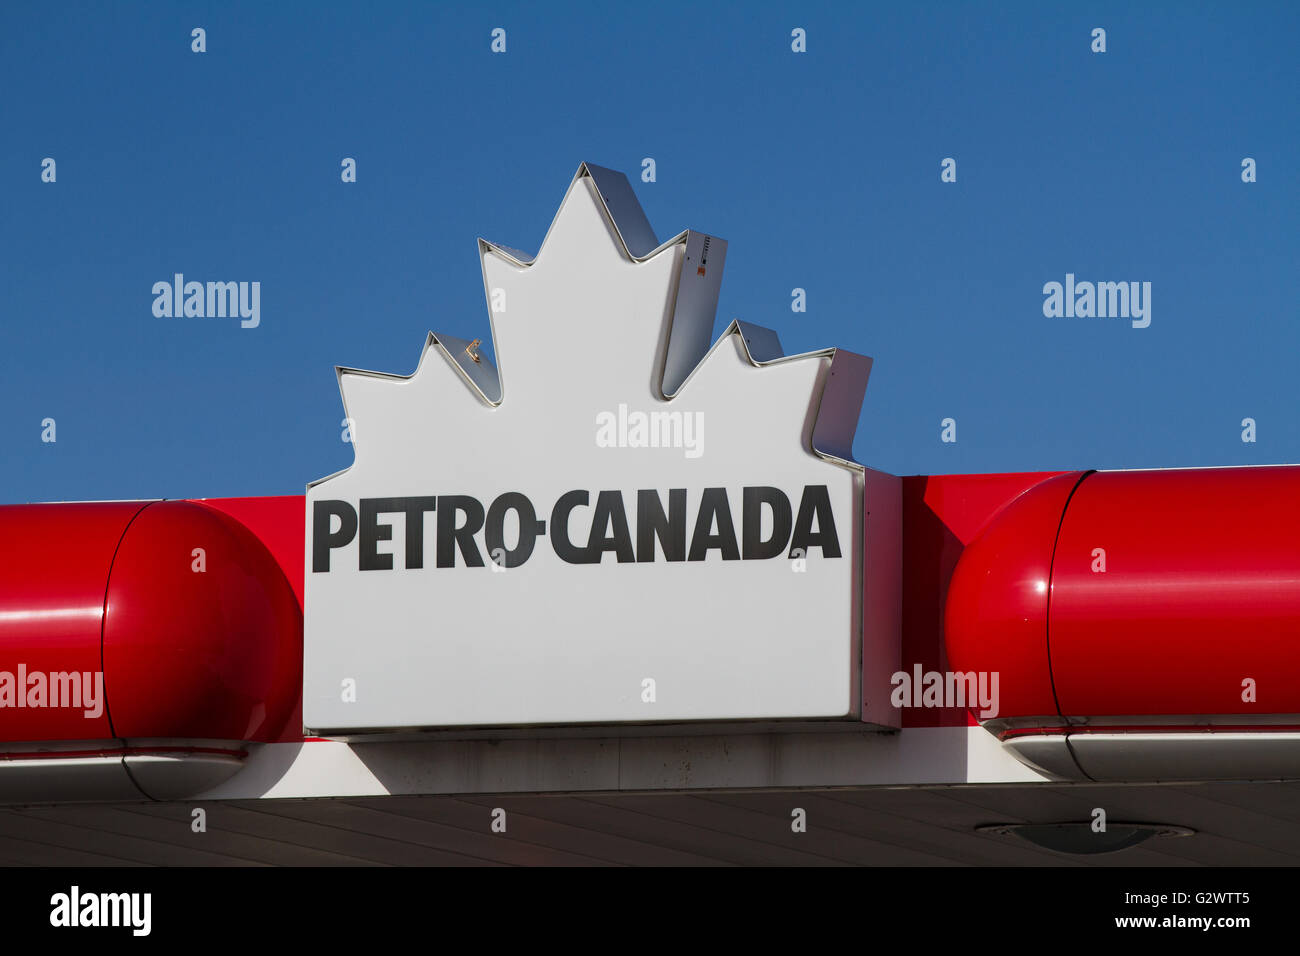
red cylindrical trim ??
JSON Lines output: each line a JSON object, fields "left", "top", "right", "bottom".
{"left": 0, "top": 498, "right": 303, "bottom": 746}
{"left": 945, "top": 465, "right": 1300, "bottom": 731}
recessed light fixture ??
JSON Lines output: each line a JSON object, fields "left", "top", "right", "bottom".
{"left": 977, "top": 822, "right": 1195, "bottom": 855}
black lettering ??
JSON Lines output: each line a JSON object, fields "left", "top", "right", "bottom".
{"left": 485, "top": 493, "right": 545, "bottom": 568}
{"left": 687, "top": 488, "right": 740, "bottom": 561}
{"left": 357, "top": 497, "right": 439, "bottom": 570}
{"left": 436, "top": 495, "right": 485, "bottom": 567}
{"left": 742, "top": 486, "right": 792, "bottom": 559}
{"left": 586, "top": 490, "right": 636, "bottom": 563}
{"left": 636, "top": 489, "right": 686, "bottom": 562}
{"left": 359, "top": 498, "right": 399, "bottom": 570}
{"left": 550, "top": 490, "right": 593, "bottom": 563}
{"left": 312, "top": 499, "right": 357, "bottom": 572}
{"left": 790, "top": 484, "right": 841, "bottom": 558}
{"left": 399, "top": 497, "right": 438, "bottom": 569}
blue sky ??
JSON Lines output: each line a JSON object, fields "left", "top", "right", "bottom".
{"left": 2, "top": 1, "right": 1296, "bottom": 502}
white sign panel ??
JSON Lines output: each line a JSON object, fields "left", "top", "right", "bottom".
{"left": 304, "top": 164, "right": 877, "bottom": 733}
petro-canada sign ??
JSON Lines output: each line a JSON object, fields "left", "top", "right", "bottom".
{"left": 303, "top": 164, "right": 896, "bottom": 734}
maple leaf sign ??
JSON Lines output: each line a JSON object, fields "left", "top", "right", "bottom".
{"left": 303, "top": 164, "right": 892, "bottom": 734}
